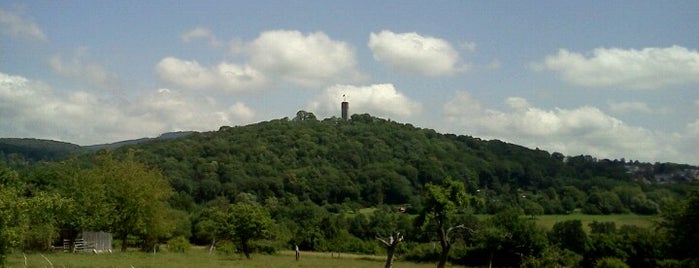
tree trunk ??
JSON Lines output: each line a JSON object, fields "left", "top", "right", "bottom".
{"left": 437, "top": 243, "right": 450, "bottom": 268}
{"left": 241, "top": 239, "right": 251, "bottom": 259}
{"left": 120, "top": 234, "right": 128, "bottom": 252}
{"left": 384, "top": 247, "right": 395, "bottom": 268}
{"left": 209, "top": 237, "right": 216, "bottom": 254}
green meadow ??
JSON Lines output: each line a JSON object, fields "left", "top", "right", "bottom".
{"left": 6, "top": 249, "right": 435, "bottom": 268}
{"left": 533, "top": 213, "right": 657, "bottom": 230}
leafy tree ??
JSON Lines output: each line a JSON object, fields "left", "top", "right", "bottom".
{"left": 0, "top": 167, "right": 26, "bottom": 267}
{"left": 477, "top": 225, "right": 510, "bottom": 268}
{"left": 417, "top": 177, "right": 474, "bottom": 268}
{"left": 485, "top": 208, "right": 548, "bottom": 267}
{"left": 221, "top": 203, "right": 274, "bottom": 259}
{"left": 91, "top": 152, "right": 175, "bottom": 251}
{"left": 658, "top": 190, "right": 699, "bottom": 262}
{"left": 549, "top": 220, "right": 587, "bottom": 254}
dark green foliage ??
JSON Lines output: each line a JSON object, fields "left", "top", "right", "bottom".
{"left": 484, "top": 209, "right": 549, "bottom": 267}
{"left": 549, "top": 220, "right": 587, "bottom": 254}
{"left": 0, "top": 138, "right": 82, "bottom": 162}
{"left": 659, "top": 190, "right": 699, "bottom": 263}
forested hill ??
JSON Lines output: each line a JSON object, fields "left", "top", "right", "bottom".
{"left": 91, "top": 112, "right": 695, "bottom": 214}
{"left": 0, "top": 138, "right": 82, "bottom": 162}
{"left": 3, "top": 112, "right": 697, "bottom": 214}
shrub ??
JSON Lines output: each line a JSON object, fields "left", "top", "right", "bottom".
{"left": 402, "top": 243, "right": 440, "bottom": 263}
{"left": 216, "top": 240, "right": 237, "bottom": 255}
{"left": 595, "top": 257, "right": 629, "bottom": 268}
{"left": 167, "top": 236, "right": 191, "bottom": 253}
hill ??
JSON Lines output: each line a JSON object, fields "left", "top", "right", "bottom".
{"left": 102, "top": 112, "right": 697, "bottom": 215}
{"left": 0, "top": 131, "right": 195, "bottom": 163}
{"left": 0, "top": 138, "right": 82, "bottom": 162}
{"left": 4, "top": 112, "right": 697, "bottom": 214}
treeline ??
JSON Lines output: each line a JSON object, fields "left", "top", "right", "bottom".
{"left": 1, "top": 160, "right": 698, "bottom": 267}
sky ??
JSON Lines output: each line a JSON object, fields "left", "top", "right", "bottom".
{"left": 1, "top": 1, "right": 698, "bottom": 165}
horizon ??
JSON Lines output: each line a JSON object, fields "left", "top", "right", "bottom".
{"left": 1, "top": 1, "right": 698, "bottom": 165}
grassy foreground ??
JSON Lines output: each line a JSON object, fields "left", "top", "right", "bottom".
{"left": 6, "top": 248, "right": 437, "bottom": 268}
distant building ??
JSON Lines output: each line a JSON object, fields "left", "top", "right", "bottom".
{"left": 341, "top": 95, "right": 349, "bottom": 121}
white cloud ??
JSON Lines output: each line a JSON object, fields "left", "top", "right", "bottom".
{"left": 248, "top": 30, "right": 363, "bottom": 87}
{"left": 0, "top": 72, "right": 255, "bottom": 145}
{"left": 0, "top": 8, "right": 47, "bottom": 42}
{"left": 535, "top": 46, "right": 699, "bottom": 89}
{"left": 307, "top": 84, "right": 422, "bottom": 119}
{"left": 443, "top": 91, "right": 697, "bottom": 164}
{"left": 368, "top": 30, "right": 466, "bottom": 76}
{"left": 181, "top": 27, "right": 221, "bottom": 47}
{"left": 156, "top": 57, "right": 267, "bottom": 92}
{"left": 49, "top": 52, "right": 117, "bottom": 87}
{"left": 607, "top": 101, "right": 653, "bottom": 114}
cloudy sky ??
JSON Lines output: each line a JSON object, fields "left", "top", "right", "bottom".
{"left": 1, "top": 1, "right": 698, "bottom": 165}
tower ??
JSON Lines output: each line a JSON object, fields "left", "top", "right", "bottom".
{"left": 341, "top": 94, "right": 349, "bottom": 121}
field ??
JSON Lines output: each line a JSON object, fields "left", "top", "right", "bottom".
{"left": 533, "top": 213, "right": 657, "bottom": 230}
{"left": 5, "top": 248, "right": 436, "bottom": 268}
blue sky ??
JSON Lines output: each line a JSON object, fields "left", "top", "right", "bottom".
{"left": 1, "top": 1, "right": 698, "bottom": 165}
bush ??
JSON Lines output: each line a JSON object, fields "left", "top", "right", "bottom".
{"left": 251, "top": 240, "right": 277, "bottom": 255}
{"left": 402, "top": 243, "right": 440, "bottom": 263}
{"left": 167, "top": 236, "right": 191, "bottom": 253}
{"left": 216, "top": 240, "right": 237, "bottom": 255}
{"left": 595, "top": 257, "right": 629, "bottom": 268}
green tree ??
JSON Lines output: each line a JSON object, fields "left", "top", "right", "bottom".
{"left": 418, "top": 177, "right": 474, "bottom": 268}
{"left": 0, "top": 167, "right": 26, "bottom": 267}
{"left": 659, "top": 190, "right": 699, "bottom": 262}
{"left": 221, "top": 203, "right": 274, "bottom": 259}
{"left": 91, "top": 152, "right": 175, "bottom": 251}
{"left": 486, "top": 208, "right": 548, "bottom": 267}
{"left": 549, "top": 220, "right": 587, "bottom": 254}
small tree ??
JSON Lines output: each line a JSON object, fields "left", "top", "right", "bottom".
{"left": 221, "top": 203, "right": 274, "bottom": 259}
{"left": 418, "top": 177, "right": 474, "bottom": 268}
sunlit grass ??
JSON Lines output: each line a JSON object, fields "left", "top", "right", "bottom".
{"left": 6, "top": 248, "right": 436, "bottom": 268}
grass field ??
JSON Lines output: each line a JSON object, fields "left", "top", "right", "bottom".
{"left": 533, "top": 213, "right": 657, "bottom": 230}
{"left": 6, "top": 248, "right": 436, "bottom": 268}
{"left": 474, "top": 212, "right": 657, "bottom": 231}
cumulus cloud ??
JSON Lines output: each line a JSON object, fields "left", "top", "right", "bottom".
{"left": 0, "top": 72, "right": 255, "bottom": 145}
{"left": 368, "top": 30, "right": 467, "bottom": 76}
{"left": 248, "top": 30, "right": 363, "bottom": 87}
{"left": 534, "top": 46, "right": 699, "bottom": 89}
{"left": 443, "top": 91, "right": 697, "bottom": 164}
{"left": 0, "top": 8, "right": 47, "bottom": 41}
{"left": 307, "top": 84, "right": 422, "bottom": 119}
{"left": 156, "top": 57, "right": 267, "bottom": 92}
{"left": 160, "top": 30, "right": 362, "bottom": 91}
{"left": 49, "top": 52, "right": 117, "bottom": 87}
{"left": 181, "top": 27, "right": 221, "bottom": 47}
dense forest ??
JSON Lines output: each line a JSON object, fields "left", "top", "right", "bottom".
{"left": 1, "top": 111, "right": 698, "bottom": 267}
